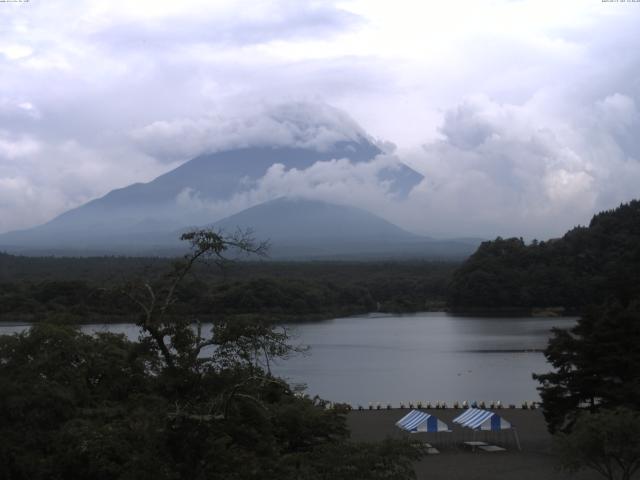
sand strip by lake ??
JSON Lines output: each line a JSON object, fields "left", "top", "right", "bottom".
{"left": 347, "top": 409, "right": 600, "bottom": 480}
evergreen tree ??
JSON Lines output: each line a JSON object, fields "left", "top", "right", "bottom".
{"left": 534, "top": 300, "right": 640, "bottom": 433}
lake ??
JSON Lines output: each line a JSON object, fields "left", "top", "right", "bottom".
{"left": 0, "top": 312, "right": 575, "bottom": 406}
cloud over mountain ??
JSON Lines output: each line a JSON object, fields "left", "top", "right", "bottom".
{"left": 173, "top": 152, "right": 412, "bottom": 222}
{"left": 1, "top": 0, "right": 640, "bottom": 240}
{"left": 131, "top": 102, "right": 371, "bottom": 162}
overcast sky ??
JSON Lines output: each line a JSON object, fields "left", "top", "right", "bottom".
{"left": 1, "top": 0, "right": 639, "bottom": 238}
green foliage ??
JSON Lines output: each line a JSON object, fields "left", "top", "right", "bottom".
{"left": 0, "top": 230, "right": 424, "bottom": 479}
{"left": 555, "top": 408, "right": 640, "bottom": 480}
{"left": 0, "top": 322, "right": 421, "bottom": 479}
{"left": 534, "top": 300, "right": 640, "bottom": 433}
{"left": 294, "top": 439, "right": 423, "bottom": 480}
{"left": 449, "top": 200, "right": 640, "bottom": 310}
{"left": 0, "top": 323, "right": 162, "bottom": 480}
{"left": 0, "top": 258, "right": 456, "bottom": 323}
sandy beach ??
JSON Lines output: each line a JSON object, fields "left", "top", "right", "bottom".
{"left": 347, "top": 409, "right": 601, "bottom": 480}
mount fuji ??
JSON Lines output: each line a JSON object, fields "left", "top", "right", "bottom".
{"left": 0, "top": 105, "right": 479, "bottom": 258}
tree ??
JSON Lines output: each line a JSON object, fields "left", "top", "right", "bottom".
{"left": 123, "top": 228, "right": 269, "bottom": 371}
{"left": 121, "top": 229, "right": 311, "bottom": 420}
{"left": 448, "top": 200, "right": 640, "bottom": 311}
{"left": 534, "top": 300, "right": 640, "bottom": 433}
{"left": 0, "top": 323, "right": 163, "bottom": 480}
{"left": 212, "top": 314, "right": 304, "bottom": 376}
{"left": 556, "top": 408, "right": 640, "bottom": 480}
{"left": 293, "top": 439, "right": 424, "bottom": 480}
{"left": 0, "top": 322, "right": 422, "bottom": 480}
{"left": 1, "top": 230, "right": 425, "bottom": 479}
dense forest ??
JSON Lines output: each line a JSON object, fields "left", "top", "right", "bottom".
{"left": 448, "top": 200, "right": 640, "bottom": 312}
{"left": 0, "top": 229, "right": 425, "bottom": 480}
{"left": 2, "top": 203, "right": 640, "bottom": 478}
{"left": 0, "top": 254, "right": 455, "bottom": 323}
{"left": 3, "top": 200, "right": 640, "bottom": 323}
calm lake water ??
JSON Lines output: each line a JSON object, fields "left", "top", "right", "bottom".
{"left": 0, "top": 312, "right": 575, "bottom": 405}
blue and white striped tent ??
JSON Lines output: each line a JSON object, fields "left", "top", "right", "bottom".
{"left": 453, "top": 408, "right": 511, "bottom": 431}
{"left": 396, "top": 410, "right": 450, "bottom": 433}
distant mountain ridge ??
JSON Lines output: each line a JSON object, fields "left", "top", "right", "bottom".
{"left": 214, "top": 197, "right": 418, "bottom": 242}
{"left": 0, "top": 196, "right": 479, "bottom": 259}
{"left": 21, "top": 141, "right": 391, "bottom": 230}
{"left": 211, "top": 197, "right": 455, "bottom": 259}
{"left": 0, "top": 139, "right": 423, "bottom": 249}
{"left": 0, "top": 133, "right": 481, "bottom": 259}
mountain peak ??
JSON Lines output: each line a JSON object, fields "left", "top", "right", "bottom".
{"left": 213, "top": 196, "right": 417, "bottom": 242}
{"left": 131, "top": 102, "right": 375, "bottom": 161}
{"left": 0, "top": 105, "right": 426, "bottom": 255}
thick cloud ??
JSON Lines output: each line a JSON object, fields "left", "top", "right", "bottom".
{"left": 131, "top": 102, "right": 369, "bottom": 162}
{"left": 1, "top": 0, "right": 640, "bottom": 239}
{"left": 89, "top": 1, "right": 360, "bottom": 50}
{"left": 0, "top": 0, "right": 364, "bottom": 234}
{"left": 0, "top": 136, "right": 171, "bottom": 233}
{"left": 174, "top": 153, "right": 404, "bottom": 221}
{"left": 170, "top": 91, "right": 640, "bottom": 240}
{"left": 403, "top": 92, "right": 640, "bottom": 238}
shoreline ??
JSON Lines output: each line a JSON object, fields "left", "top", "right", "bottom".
{"left": 0, "top": 306, "right": 581, "bottom": 327}
{"left": 347, "top": 409, "right": 599, "bottom": 479}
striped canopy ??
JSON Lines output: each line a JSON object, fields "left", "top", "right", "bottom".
{"left": 396, "top": 410, "right": 450, "bottom": 433}
{"left": 452, "top": 408, "right": 512, "bottom": 431}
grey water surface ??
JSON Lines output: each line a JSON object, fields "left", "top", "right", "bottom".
{"left": 0, "top": 312, "right": 575, "bottom": 405}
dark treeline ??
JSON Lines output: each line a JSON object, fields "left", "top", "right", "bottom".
{"left": 1, "top": 323, "right": 423, "bottom": 480}
{"left": 440, "top": 199, "right": 640, "bottom": 476}
{"left": 0, "top": 229, "right": 424, "bottom": 480}
{"left": 0, "top": 256, "right": 456, "bottom": 323}
{"left": 3, "top": 200, "right": 640, "bottom": 322}
{"left": 449, "top": 199, "right": 640, "bottom": 312}
{"left": 524, "top": 204, "right": 640, "bottom": 478}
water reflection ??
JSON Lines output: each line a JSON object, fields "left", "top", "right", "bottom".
{"left": 274, "top": 313, "right": 575, "bottom": 405}
{"left": 0, "top": 312, "right": 575, "bottom": 405}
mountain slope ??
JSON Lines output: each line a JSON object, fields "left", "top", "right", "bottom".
{"left": 213, "top": 198, "right": 477, "bottom": 259}
{"left": 0, "top": 140, "right": 423, "bottom": 252}
{"left": 214, "top": 197, "right": 417, "bottom": 241}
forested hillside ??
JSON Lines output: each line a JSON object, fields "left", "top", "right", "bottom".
{"left": 0, "top": 256, "right": 455, "bottom": 323}
{"left": 449, "top": 200, "right": 640, "bottom": 311}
